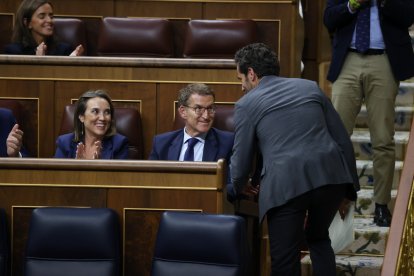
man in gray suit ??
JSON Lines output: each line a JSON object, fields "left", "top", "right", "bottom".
{"left": 230, "top": 43, "right": 360, "bottom": 276}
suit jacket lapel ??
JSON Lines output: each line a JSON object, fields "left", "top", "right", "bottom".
{"left": 203, "top": 129, "right": 218, "bottom": 161}
{"left": 168, "top": 132, "right": 183, "bottom": 160}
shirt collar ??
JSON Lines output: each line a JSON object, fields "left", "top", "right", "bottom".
{"left": 183, "top": 128, "right": 207, "bottom": 144}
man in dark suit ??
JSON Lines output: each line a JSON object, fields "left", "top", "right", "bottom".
{"left": 324, "top": 0, "right": 414, "bottom": 227}
{"left": 149, "top": 83, "right": 237, "bottom": 200}
{"left": 230, "top": 43, "right": 359, "bottom": 276}
{"left": 0, "top": 108, "right": 24, "bottom": 157}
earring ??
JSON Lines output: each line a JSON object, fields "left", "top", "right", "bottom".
{"left": 81, "top": 123, "right": 84, "bottom": 136}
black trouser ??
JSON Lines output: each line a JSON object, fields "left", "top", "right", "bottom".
{"left": 267, "top": 184, "right": 347, "bottom": 276}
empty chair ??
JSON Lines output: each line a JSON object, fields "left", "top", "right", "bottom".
{"left": 0, "top": 209, "right": 9, "bottom": 276}
{"left": 151, "top": 211, "right": 250, "bottom": 276}
{"left": 24, "top": 207, "right": 120, "bottom": 276}
{"left": 59, "top": 104, "right": 144, "bottom": 159}
{"left": 183, "top": 20, "right": 257, "bottom": 58}
{"left": 54, "top": 18, "right": 87, "bottom": 55}
{"left": 173, "top": 104, "right": 234, "bottom": 132}
{"left": 97, "top": 17, "right": 174, "bottom": 57}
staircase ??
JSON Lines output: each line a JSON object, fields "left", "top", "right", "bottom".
{"left": 301, "top": 26, "right": 414, "bottom": 275}
{"left": 300, "top": 81, "right": 414, "bottom": 275}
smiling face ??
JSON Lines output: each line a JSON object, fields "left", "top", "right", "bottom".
{"left": 79, "top": 97, "right": 112, "bottom": 140}
{"left": 179, "top": 94, "right": 215, "bottom": 137}
{"left": 28, "top": 3, "right": 54, "bottom": 44}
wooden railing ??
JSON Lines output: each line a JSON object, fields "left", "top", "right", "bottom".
{"left": 382, "top": 117, "right": 414, "bottom": 275}
{"left": 0, "top": 158, "right": 231, "bottom": 276}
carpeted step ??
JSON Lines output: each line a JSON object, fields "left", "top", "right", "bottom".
{"left": 356, "top": 160, "right": 403, "bottom": 189}
{"left": 340, "top": 217, "right": 389, "bottom": 255}
{"left": 355, "top": 188, "right": 397, "bottom": 216}
{"left": 396, "top": 81, "right": 414, "bottom": 107}
{"left": 301, "top": 254, "right": 383, "bottom": 276}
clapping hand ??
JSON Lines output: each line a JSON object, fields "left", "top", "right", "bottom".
{"left": 70, "top": 45, "right": 84, "bottom": 56}
{"left": 36, "top": 42, "right": 47, "bottom": 56}
{"left": 6, "top": 124, "right": 23, "bottom": 157}
{"left": 75, "top": 140, "right": 102, "bottom": 159}
{"left": 92, "top": 140, "right": 102, "bottom": 159}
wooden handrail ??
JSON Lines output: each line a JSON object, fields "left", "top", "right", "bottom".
{"left": 0, "top": 55, "right": 236, "bottom": 69}
{"left": 382, "top": 116, "right": 414, "bottom": 275}
{"left": 0, "top": 157, "right": 224, "bottom": 173}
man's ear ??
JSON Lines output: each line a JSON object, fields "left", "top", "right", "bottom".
{"left": 247, "top": 67, "right": 257, "bottom": 81}
{"left": 178, "top": 106, "right": 187, "bottom": 120}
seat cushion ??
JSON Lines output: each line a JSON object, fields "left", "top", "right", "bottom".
{"left": 24, "top": 208, "right": 120, "bottom": 276}
{"left": 183, "top": 20, "right": 257, "bottom": 58}
{"left": 54, "top": 18, "right": 87, "bottom": 55}
{"left": 97, "top": 17, "right": 174, "bottom": 57}
{"left": 151, "top": 212, "right": 250, "bottom": 276}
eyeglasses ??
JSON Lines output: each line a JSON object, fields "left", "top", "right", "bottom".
{"left": 183, "top": 105, "right": 216, "bottom": 115}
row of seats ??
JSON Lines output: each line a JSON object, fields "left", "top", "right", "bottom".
{"left": 0, "top": 207, "right": 250, "bottom": 276}
{"left": 0, "top": 99, "right": 235, "bottom": 159}
{"left": 53, "top": 18, "right": 257, "bottom": 58}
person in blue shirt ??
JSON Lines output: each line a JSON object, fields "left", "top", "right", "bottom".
{"left": 324, "top": 0, "right": 414, "bottom": 227}
{"left": 54, "top": 90, "right": 129, "bottom": 159}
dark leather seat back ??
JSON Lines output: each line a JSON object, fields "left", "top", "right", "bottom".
{"left": 173, "top": 104, "right": 234, "bottom": 132}
{"left": 54, "top": 18, "right": 87, "bottom": 55}
{"left": 97, "top": 17, "right": 174, "bottom": 57}
{"left": 0, "top": 209, "right": 9, "bottom": 276}
{"left": 24, "top": 207, "right": 120, "bottom": 276}
{"left": 59, "top": 104, "right": 144, "bottom": 159}
{"left": 183, "top": 20, "right": 257, "bottom": 58}
{"left": 151, "top": 211, "right": 250, "bottom": 276}
{"left": 0, "top": 100, "right": 22, "bottom": 127}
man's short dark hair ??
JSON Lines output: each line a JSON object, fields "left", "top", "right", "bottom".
{"left": 177, "top": 83, "right": 215, "bottom": 107}
{"left": 234, "top": 43, "right": 280, "bottom": 78}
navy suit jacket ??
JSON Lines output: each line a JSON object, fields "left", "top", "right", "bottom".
{"left": 0, "top": 108, "right": 16, "bottom": 157}
{"left": 149, "top": 128, "right": 236, "bottom": 200}
{"left": 0, "top": 108, "right": 29, "bottom": 157}
{"left": 54, "top": 133, "right": 129, "bottom": 159}
{"left": 324, "top": 0, "right": 414, "bottom": 82}
{"left": 4, "top": 42, "right": 73, "bottom": 56}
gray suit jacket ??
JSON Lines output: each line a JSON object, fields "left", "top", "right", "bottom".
{"left": 230, "top": 76, "right": 359, "bottom": 221}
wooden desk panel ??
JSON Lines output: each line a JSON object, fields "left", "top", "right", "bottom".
{"left": 0, "top": 158, "right": 228, "bottom": 276}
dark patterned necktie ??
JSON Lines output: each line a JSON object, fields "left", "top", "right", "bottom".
{"left": 183, "top": 137, "right": 199, "bottom": 161}
{"left": 355, "top": 5, "right": 371, "bottom": 53}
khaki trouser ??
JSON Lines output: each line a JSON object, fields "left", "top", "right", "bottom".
{"left": 332, "top": 52, "right": 399, "bottom": 204}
